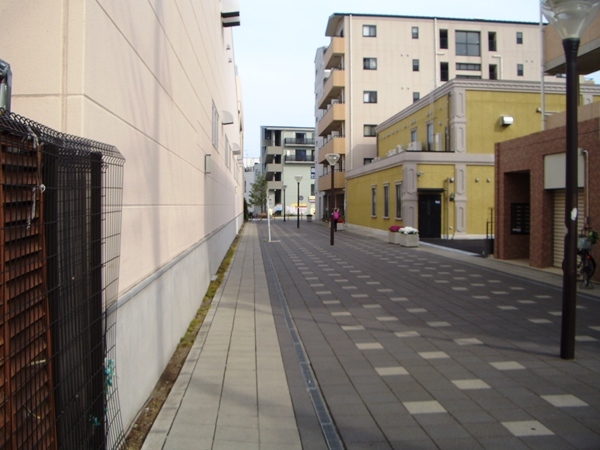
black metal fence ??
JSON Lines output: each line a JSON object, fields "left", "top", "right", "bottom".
{"left": 0, "top": 110, "right": 126, "bottom": 449}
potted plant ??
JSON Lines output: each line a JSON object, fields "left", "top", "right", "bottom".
{"left": 398, "top": 226, "right": 419, "bottom": 247}
{"left": 388, "top": 225, "right": 401, "bottom": 244}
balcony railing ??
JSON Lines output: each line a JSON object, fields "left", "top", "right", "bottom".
{"left": 283, "top": 137, "right": 315, "bottom": 146}
{"left": 324, "top": 36, "right": 344, "bottom": 70}
{"left": 318, "top": 136, "right": 345, "bottom": 163}
{"left": 284, "top": 155, "right": 315, "bottom": 162}
{"left": 318, "top": 69, "right": 345, "bottom": 110}
{"left": 318, "top": 102, "right": 345, "bottom": 137}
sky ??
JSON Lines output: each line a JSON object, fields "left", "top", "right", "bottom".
{"left": 232, "top": 0, "right": 599, "bottom": 158}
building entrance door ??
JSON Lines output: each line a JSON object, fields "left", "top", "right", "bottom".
{"left": 418, "top": 193, "right": 442, "bottom": 238}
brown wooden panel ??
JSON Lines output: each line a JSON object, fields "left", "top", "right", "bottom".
{"left": 1, "top": 138, "right": 56, "bottom": 449}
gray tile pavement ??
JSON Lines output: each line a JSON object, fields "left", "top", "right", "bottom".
{"left": 143, "top": 225, "right": 302, "bottom": 450}
{"left": 145, "top": 220, "right": 600, "bottom": 449}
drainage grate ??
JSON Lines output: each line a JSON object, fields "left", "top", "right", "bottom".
{"left": 264, "top": 248, "right": 344, "bottom": 450}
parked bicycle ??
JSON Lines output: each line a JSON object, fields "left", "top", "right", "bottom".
{"left": 577, "top": 228, "right": 598, "bottom": 288}
{"left": 577, "top": 247, "right": 596, "bottom": 287}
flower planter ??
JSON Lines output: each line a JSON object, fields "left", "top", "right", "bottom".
{"left": 389, "top": 226, "right": 419, "bottom": 246}
{"left": 398, "top": 233, "right": 419, "bottom": 247}
{"left": 388, "top": 231, "right": 402, "bottom": 245}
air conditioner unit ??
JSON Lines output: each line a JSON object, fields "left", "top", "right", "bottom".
{"left": 407, "top": 141, "right": 422, "bottom": 151}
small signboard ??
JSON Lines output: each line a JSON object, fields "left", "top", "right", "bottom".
{"left": 511, "top": 203, "right": 530, "bottom": 235}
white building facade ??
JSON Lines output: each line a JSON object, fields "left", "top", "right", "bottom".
{"left": 260, "top": 126, "right": 316, "bottom": 217}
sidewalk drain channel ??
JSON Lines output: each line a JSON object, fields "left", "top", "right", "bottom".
{"left": 264, "top": 247, "right": 344, "bottom": 450}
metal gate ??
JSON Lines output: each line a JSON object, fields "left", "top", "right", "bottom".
{"left": 0, "top": 111, "right": 126, "bottom": 449}
{"left": 553, "top": 189, "right": 585, "bottom": 268}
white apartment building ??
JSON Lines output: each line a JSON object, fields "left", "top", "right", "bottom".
{"left": 315, "top": 13, "right": 558, "bottom": 220}
{"left": 260, "top": 126, "right": 316, "bottom": 217}
{"left": 0, "top": 0, "right": 243, "bottom": 433}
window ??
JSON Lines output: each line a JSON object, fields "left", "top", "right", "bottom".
{"left": 426, "top": 123, "right": 433, "bottom": 151}
{"left": 440, "top": 29, "right": 448, "bottom": 49}
{"left": 413, "top": 92, "right": 420, "bottom": 103}
{"left": 371, "top": 186, "right": 377, "bottom": 216}
{"left": 383, "top": 185, "right": 390, "bottom": 218}
{"left": 517, "top": 64, "right": 524, "bottom": 76}
{"left": 412, "top": 26, "right": 419, "bottom": 39}
{"left": 363, "top": 57, "right": 377, "bottom": 70}
{"left": 516, "top": 31, "right": 523, "bottom": 44}
{"left": 440, "top": 62, "right": 449, "bottom": 82}
{"left": 310, "top": 184, "right": 315, "bottom": 196}
{"left": 412, "top": 59, "right": 420, "bottom": 72}
{"left": 225, "top": 135, "right": 230, "bottom": 168}
{"left": 395, "top": 183, "right": 402, "bottom": 219}
{"left": 364, "top": 124, "right": 377, "bottom": 137}
{"left": 489, "top": 64, "right": 498, "bottom": 80}
{"left": 488, "top": 32, "right": 497, "bottom": 51}
{"left": 456, "top": 31, "right": 480, "bottom": 56}
{"left": 456, "top": 63, "right": 481, "bottom": 71}
{"left": 410, "top": 129, "right": 417, "bottom": 143}
{"left": 363, "top": 91, "right": 378, "bottom": 103}
{"left": 363, "top": 25, "right": 376, "bottom": 37}
{"left": 211, "top": 101, "right": 219, "bottom": 149}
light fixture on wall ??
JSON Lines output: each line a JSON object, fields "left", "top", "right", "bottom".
{"left": 417, "top": 171, "right": 424, "bottom": 178}
{"left": 447, "top": 177, "right": 454, "bottom": 183}
{"left": 499, "top": 115, "right": 514, "bottom": 126}
{"left": 475, "top": 178, "right": 480, "bottom": 182}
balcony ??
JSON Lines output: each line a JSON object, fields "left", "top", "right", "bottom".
{"left": 266, "top": 163, "right": 282, "bottom": 173}
{"left": 267, "top": 180, "right": 283, "bottom": 191}
{"left": 318, "top": 69, "right": 345, "bottom": 110}
{"left": 265, "top": 145, "right": 282, "bottom": 156}
{"left": 283, "top": 137, "right": 315, "bottom": 146}
{"left": 324, "top": 36, "right": 344, "bottom": 70}
{"left": 318, "top": 137, "right": 345, "bottom": 164}
{"left": 317, "top": 102, "right": 345, "bottom": 137}
{"left": 317, "top": 170, "right": 345, "bottom": 193}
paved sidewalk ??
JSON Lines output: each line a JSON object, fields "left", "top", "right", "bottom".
{"left": 145, "top": 220, "right": 600, "bottom": 449}
{"left": 142, "top": 224, "right": 301, "bottom": 449}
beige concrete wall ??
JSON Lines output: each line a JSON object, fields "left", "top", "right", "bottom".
{"left": 1, "top": 0, "right": 243, "bottom": 431}
{"left": 3, "top": 0, "right": 243, "bottom": 292}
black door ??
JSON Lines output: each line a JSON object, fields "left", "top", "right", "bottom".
{"left": 418, "top": 193, "right": 442, "bottom": 238}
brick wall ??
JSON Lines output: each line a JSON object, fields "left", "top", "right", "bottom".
{"left": 496, "top": 117, "right": 600, "bottom": 270}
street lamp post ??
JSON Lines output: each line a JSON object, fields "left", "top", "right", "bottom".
{"left": 541, "top": 0, "right": 600, "bottom": 360}
{"left": 294, "top": 176, "right": 302, "bottom": 229}
{"left": 325, "top": 153, "right": 340, "bottom": 246}
{"left": 283, "top": 185, "right": 287, "bottom": 222}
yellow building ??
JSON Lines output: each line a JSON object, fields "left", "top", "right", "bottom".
{"left": 345, "top": 79, "right": 600, "bottom": 240}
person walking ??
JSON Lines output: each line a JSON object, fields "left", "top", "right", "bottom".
{"left": 332, "top": 208, "right": 339, "bottom": 232}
